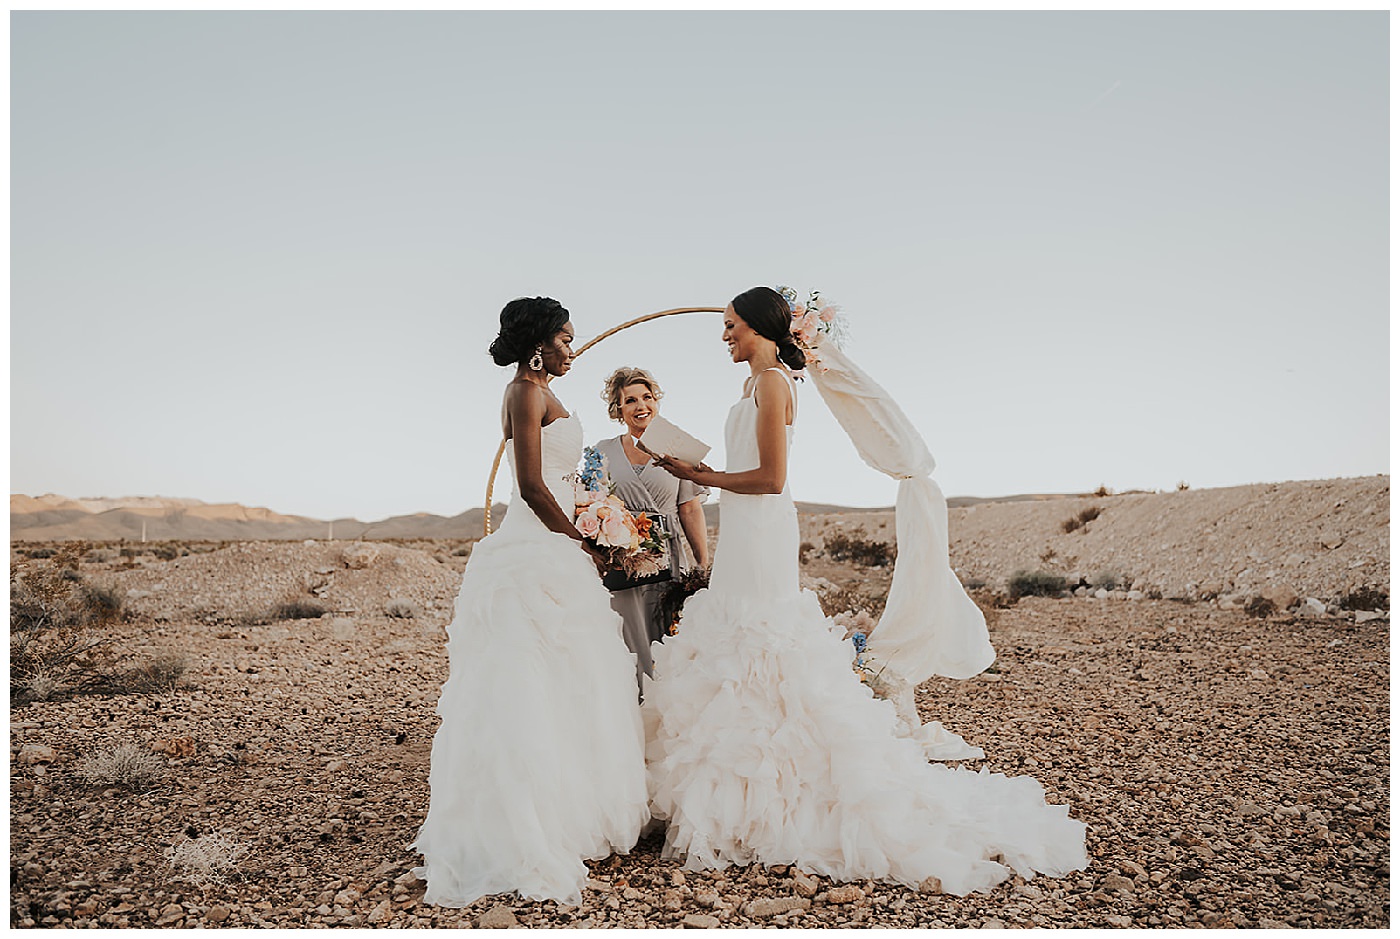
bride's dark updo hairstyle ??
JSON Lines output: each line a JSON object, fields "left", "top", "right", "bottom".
{"left": 488, "top": 297, "right": 571, "bottom": 367}
{"left": 730, "top": 286, "right": 807, "bottom": 372}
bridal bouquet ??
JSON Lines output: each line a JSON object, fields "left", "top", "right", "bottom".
{"left": 571, "top": 447, "right": 672, "bottom": 589}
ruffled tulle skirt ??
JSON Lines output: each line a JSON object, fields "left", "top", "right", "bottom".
{"left": 643, "top": 586, "right": 1087, "bottom": 897}
{"left": 411, "top": 520, "right": 650, "bottom": 907}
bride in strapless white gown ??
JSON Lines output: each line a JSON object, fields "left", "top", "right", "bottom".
{"left": 410, "top": 300, "right": 648, "bottom": 907}
{"left": 647, "top": 288, "right": 1087, "bottom": 896}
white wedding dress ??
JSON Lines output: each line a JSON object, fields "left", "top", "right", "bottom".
{"left": 644, "top": 371, "right": 1087, "bottom": 896}
{"left": 411, "top": 410, "right": 649, "bottom": 907}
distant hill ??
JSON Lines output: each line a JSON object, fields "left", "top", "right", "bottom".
{"left": 10, "top": 490, "right": 1097, "bottom": 542}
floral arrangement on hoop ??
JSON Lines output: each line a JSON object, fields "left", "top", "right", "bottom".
{"left": 571, "top": 446, "right": 672, "bottom": 586}
{"left": 776, "top": 286, "right": 850, "bottom": 352}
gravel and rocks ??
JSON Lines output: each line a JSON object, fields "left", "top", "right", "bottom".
{"left": 8, "top": 478, "right": 1390, "bottom": 928}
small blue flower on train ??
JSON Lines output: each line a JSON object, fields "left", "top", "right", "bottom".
{"left": 851, "top": 631, "right": 868, "bottom": 653}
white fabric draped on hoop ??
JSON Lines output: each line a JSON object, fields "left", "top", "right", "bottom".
{"left": 804, "top": 336, "right": 996, "bottom": 758}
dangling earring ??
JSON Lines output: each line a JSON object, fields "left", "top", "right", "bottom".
{"left": 528, "top": 348, "right": 544, "bottom": 371}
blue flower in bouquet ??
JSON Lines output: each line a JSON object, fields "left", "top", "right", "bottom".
{"left": 580, "top": 446, "right": 607, "bottom": 491}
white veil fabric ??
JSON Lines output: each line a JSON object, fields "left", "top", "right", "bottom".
{"left": 803, "top": 335, "right": 996, "bottom": 759}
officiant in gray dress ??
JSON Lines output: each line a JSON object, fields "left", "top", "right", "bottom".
{"left": 594, "top": 367, "right": 710, "bottom": 690}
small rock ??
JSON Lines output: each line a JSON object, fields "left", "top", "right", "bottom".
{"left": 792, "top": 871, "right": 818, "bottom": 898}
{"left": 824, "top": 885, "right": 864, "bottom": 904}
{"left": 1103, "top": 873, "right": 1135, "bottom": 893}
{"left": 670, "top": 871, "right": 687, "bottom": 887}
{"left": 18, "top": 744, "right": 55, "bottom": 765}
{"left": 1236, "top": 801, "right": 1268, "bottom": 818}
{"left": 682, "top": 914, "right": 720, "bottom": 929}
{"left": 1299, "top": 597, "right": 1327, "bottom": 617}
{"left": 1355, "top": 611, "right": 1386, "bottom": 623}
{"left": 366, "top": 900, "right": 391, "bottom": 924}
{"left": 325, "top": 759, "right": 349, "bottom": 773}
{"left": 982, "top": 919, "right": 1005, "bottom": 929}
{"left": 744, "top": 896, "right": 810, "bottom": 918}
{"left": 152, "top": 737, "right": 197, "bottom": 758}
{"left": 206, "top": 906, "right": 231, "bottom": 923}
{"left": 1105, "top": 914, "right": 1134, "bottom": 927}
{"left": 156, "top": 903, "right": 185, "bottom": 926}
{"left": 477, "top": 905, "right": 518, "bottom": 929}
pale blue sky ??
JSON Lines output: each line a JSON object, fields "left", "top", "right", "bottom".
{"left": 11, "top": 11, "right": 1389, "bottom": 521}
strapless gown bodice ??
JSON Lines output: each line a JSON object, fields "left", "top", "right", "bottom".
{"left": 498, "top": 412, "right": 581, "bottom": 535}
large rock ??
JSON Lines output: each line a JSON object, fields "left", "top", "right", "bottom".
{"left": 476, "top": 905, "right": 517, "bottom": 929}
{"left": 1259, "top": 585, "right": 1299, "bottom": 611}
{"left": 341, "top": 544, "right": 380, "bottom": 570}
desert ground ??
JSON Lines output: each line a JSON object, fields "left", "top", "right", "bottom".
{"left": 9, "top": 476, "right": 1389, "bottom": 928}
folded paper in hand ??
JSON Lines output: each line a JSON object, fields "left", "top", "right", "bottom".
{"left": 638, "top": 417, "right": 710, "bottom": 464}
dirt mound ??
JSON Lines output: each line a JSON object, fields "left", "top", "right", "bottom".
{"left": 104, "top": 541, "right": 466, "bottom": 626}
{"left": 800, "top": 476, "right": 1388, "bottom": 607}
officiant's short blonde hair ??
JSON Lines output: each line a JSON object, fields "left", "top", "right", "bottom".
{"left": 602, "top": 367, "right": 665, "bottom": 422}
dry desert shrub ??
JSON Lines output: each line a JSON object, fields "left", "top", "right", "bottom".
{"left": 385, "top": 599, "right": 420, "bottom": 619}
{"left": 11, "top": 545, "right": 126, "bottom": 699}
{"left": 149, "top": 542, "right": 183, "bottom": 561}
{"left": 77, "top": 744, "right": 166, "bottom": 788}
{"left": 272, "top": 599, "right": 327, "bottom": 621}
{"left": 1090, "top": 570, "right": 1121, "bottom": 591}
{"left": 1061, "top": 505, "right": 1103, "bottom": 533}
{"left": 1338, "top": 587, "right": 1388, "bottom": 611}
{"left": 165, "top": 833, "right": 250, "bottom": 888}
{"left": 1244, "top": 596, "right": 1277, "bottom": 619}
{"left": 1007, "top": 569, "right": 1068, "bottom": 600}
{"left": 20, "top": 667, "right": 65, "bottom": 702}
{"left": 114, "top": 652, "right": 190, "bottom": 693}
{"left": 824, "top": 530, "right": 896, "bottom": 567}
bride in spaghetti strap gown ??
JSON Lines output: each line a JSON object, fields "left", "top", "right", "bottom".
{"left": 645, "top": 287, "right": 1086, "bottom": 896}
{"left": 410, "top": 298, "right": 648, "bottom": 908}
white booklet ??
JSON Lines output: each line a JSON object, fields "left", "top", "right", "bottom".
{"left": 637, "top": 416, "right": 711, "bottom": 464}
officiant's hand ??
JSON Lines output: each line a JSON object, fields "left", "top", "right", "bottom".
{"left": 654, "top": 455, "right": 713, "bottom": 483}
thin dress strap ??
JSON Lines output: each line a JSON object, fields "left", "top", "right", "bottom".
{"left": 753, "top": 366, "right": 797, "bottom": 421}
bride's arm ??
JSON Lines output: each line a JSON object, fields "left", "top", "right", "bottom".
{"left": 658, "top": 370, "right": 789, "bottom": 495}
{"left": 677, "top": 497, "right": 709, "bottom": 568}
{"left": 504, "top": 382, "right": 590, "bottom": 541}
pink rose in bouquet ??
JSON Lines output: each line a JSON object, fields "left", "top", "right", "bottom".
{"left": 576, "top": 510, "right": 601, "bottom": 540}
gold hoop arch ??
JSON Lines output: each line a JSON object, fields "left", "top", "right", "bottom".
{"left": 483, "top": 306, "right": 724, "bottom": 537}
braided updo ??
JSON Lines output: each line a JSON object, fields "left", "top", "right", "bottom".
{"left": 730, "top": 286, "right": 807, "bottom": 372}
{"left": 488, "top": 297, "right": 571, "bottom": 367}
